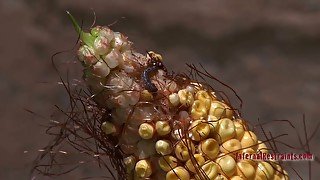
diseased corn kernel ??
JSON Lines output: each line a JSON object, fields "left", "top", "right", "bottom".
{"left": 159, "top": 155, "right": 178, "bottom": 172}
{"left": 234, "top": 121, "right": 245, "bottom": 140}
{"left": 167, "top": 81, "right": 178, "bottom": 93}
{"left": 195, "top": 161, "right": 218, "bottom": 180}
{"left": 209, "top": 101, "right": 233, "bottom": 119}
{"left": 195, "top": 90, "right": 212, "bottom": 109}
{"left": 136, "top": 140, "right": 156, "bottom": 159}
{"left": 101, "top": 121, "right": 116, "bottom": 134}
{"left": 166, "top": 166, "right": 190, "bottom": 180}
{"left": 155, "top": 121, "right": 171, "bottom": 136}
{"left": 124, "top": 155, "right": 136, "bottom": 172}
{"left": 216, "top": 154, "right": 236, "bottom": 177}
{"left": 93, "top": 35, "right": 110, "bottom": 55}
{"left": 178, "top": 89, "right": 194, "bottom": 107}
{"left": 92, "top": 61, "right": 110, "bottom": 77}
{"left": 93, "top": 26, "right": 114, "bottom": 41}
{"left": 138, "top": 123, "right": 154, "bottom": 139}
{"left": 155, "top": 140, "right": 172, "bottom": 155}
{"left": 198, "top": 138, "right": 219, "bottom": 160}
{"left": 78, "top": 45, "right": 97, "bottom": 65}
{"left": 255, "top": 162, "right": 275, "bottom": 180}
{"left": 185, "top": 154, "right": 205, "bottom": 173}
{"left": 189, "top": 120, "right": 210, "bottom": 141}
{"left": 169, "top": 93, "right": 180, "bottom": 106}
{"left": 191, "top": 100, "right": 209, "bottom": 119}
{"left": 186, "top": 85, "right": 195, "bottom": 94}
{"left": 257, "top": 141, "right": 268, "bottom": 154}
{"left": 215, "top": 118, "right": 236, "bottom": 143}
{"left": 175, "top": 139, "right": 195, "bottom": 161}
{"left": 236, "top": 160, "right": 255, "bottom": 180}
{"left": 103, "top": 49, "right": 121, "bottom": 68}
{"left": 113, "top": 32, "right": 131, "bottom": 52}
{"left": 230, "top": 176, "right": 244, "bottom": 180}
{"left": 135, "top": 159, "right": 152, "bottom": 178}
{"left": 240, "top": 131, "right": 258, "bottom": 150}
{"left": 220, "top": 139, "right": 242, "bottom": 155}
{"left": 114, "top": 94, "right": 130, "bottom": 108}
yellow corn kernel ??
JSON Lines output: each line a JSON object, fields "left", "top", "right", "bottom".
{"left": 240, "top": 147, "right": 257, "bottom": 167}
{"left": 140, "top": 90, "right": 154, "bottom": 101}
{"left": 215, "top": 174, "right": 229, "bottom": 180}
{"left": 274, "top": 169, "right": 289, "bottom": 180}
{"left": 135, "top": 159, "right": 152, "bottom": 178}
{"left": 233, "top": 120, "right": 245, "bottom": 140}
{"left": 166, "top": 166, "right": 190, "bottom": 180}
{"left": 185, "top": 154, "right": 205, "bottom": 173}
{"left": 175, "top": 139, "right": 195, "bottom": 161}
{"left": 178, "top": 89, "right": 194, "bottom": 107}
{"left": 159, "top": 155, "right": 178, "bottom": 172}
{"left": 189, "top": 120, "right": 210, "bottom": 141}
{"left": 215, "top": 118, "right": 236, "bottom": 143}
{"left": 124, "top": 155, "right": 136, "bottom": 173}
{"left": 195, "top": 161, "right": 219, "bottom": 180}
{"left": 155, "top": 140, "right": 173, "bottom": 155}
{"left": 101, "top": 121, "right": 116, "bottom": 134}
{"left": 169, "top": 93, "right": 180, "bottom": 106}
{"left": 220, "top": 139, "right": 242, "bottom": 156}
{"left": 191, "top": 100, "right": 209, "bottom": 119}
{"left": 207, "top": 115, "right": 219, "bottom": 135}
{"left": 257, "top": 141, "right": 269, "bottom": 154}
{"left": 138, "top": 123, "right": 154, "bottom": 139}
{"left": 216, "top": 154, "right": 236, "bottom": 177}
{"left": 155, "top": 121, "right": 171, "bottom": 136}
{"left": 240, "top": 131, "right": 258, "bottom": 150}
{"left": 255, "top": 162, "right": 275, "bottom": 180}
{"left": 269, "top": 162, "right": 288, "bottom": 180}
{"left": 209, "top": 101, "right": 233, "bottom": 119}
{"left": 236, "top": 160, "right": 255, "bottom": 180}
{"left": 230, "top": 176, "right": 244, "bottom": 180}
{"left": 195, "top": 90, "right": 212, "bottom": 109}
{"left": 198, "top": 138, "right": 219, "bottom": 160}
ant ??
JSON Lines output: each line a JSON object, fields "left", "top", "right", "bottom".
{"left": 141, "top": 51, "right": 167, "bottom": 93}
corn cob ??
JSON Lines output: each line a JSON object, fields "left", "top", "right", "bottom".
{"left": 68, "top": 12, "right": 289, "bottom": 180}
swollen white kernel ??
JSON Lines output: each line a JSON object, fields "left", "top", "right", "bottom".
{"left": 104, "top": 49, "right": 120, "bottom": 68}
{"left": 93, "top": 36, "right": 110, "bottom": 55}
{"left": 92, "top": 61, "right": 110, "bottom": 77}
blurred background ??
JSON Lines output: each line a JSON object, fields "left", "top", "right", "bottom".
{"left": 1, "top": 0, "right": 320, "bottom": 179}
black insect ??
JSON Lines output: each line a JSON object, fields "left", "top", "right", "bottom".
{"left": 141, "top": 51, "right": 167, "bottom": 93}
